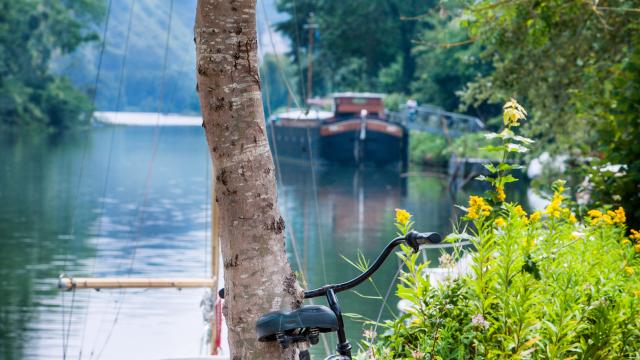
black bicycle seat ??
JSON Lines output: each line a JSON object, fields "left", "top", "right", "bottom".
{"left": 256, "top": 305, "right": 339, "bottom": 342}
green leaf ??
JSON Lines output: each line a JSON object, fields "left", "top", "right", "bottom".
{"left": 483, "top": 163, "right": 498, "bottom": 173}
{"left": 480, "top": 145, "right": 506, "bottom": 153}
{"left": 475, "top": 175, "right": 495, "bottom": 183}
{"left": 506, "top": 143, "right": 528, "bottom": 153}
{"left": 512, "top": 135, "right": 535, "bottom": 144}
{"left": 445, "top": 232, "right": 475, "bottom": 242}
{"left": 502, "top": 174, "right": 519, "bottom": 183}
{"left": 499, "top": 128, "right": 515, "bottom": 138}
{"left": 342, "top": 312, "right": 367, "bottom": 319}
{"left": 351, "top": 290, "right": 382, "bottom": 300}
{"left": 498, "top": 163, "right": 513, "bottom": 171}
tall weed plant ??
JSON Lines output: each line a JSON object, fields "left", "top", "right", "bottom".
{"left": 361, "top": 100, "right": 640, "bottom": 359}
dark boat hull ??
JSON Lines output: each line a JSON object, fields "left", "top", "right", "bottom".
{"left": 266, "top": 124, "right": 323, "bottom": 166}
{"left": 267, "top": 119, "right": 407, "bottom": 169}
{"left": 320, "top": 119, "right": 407, "bottom": 168}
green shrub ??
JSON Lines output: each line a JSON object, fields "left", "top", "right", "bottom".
{"left": 360, "top": 100, "right": 640, "bottom": 359}
{"left": 409, "top": 131, "right": 448, "bottom": 165}
{"left": 442, "top": 132, "right": 502, "bottom": 162}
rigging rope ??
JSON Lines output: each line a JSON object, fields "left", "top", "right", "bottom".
{"left": 291, "top": 0, "right": 307, "bottom": 101}
{"left": 61, "top": 0, "right": 115, "bottom": 358}
{"left": 261, "top": 0, "right": 329, "bottom": 289}
{"left": 93, "top": 0, "right": 174, "bottom": 355}
{"left": 259, "top": 2, "right": 331, "bottom": 355}
{"left": 86, "top": 0, "right": 139, "bottom": 356}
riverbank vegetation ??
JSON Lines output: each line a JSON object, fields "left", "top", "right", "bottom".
{"left": 409, "top": 132, "right": 502, "bottom": 167}
{"left": 0, "top": 0, "right": 104, "bottom": 130}
{"left": 360, "top": 100, "right": 640, "bottom": 359}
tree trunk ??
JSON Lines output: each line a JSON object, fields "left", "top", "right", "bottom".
{"left": 194, "top": 1, "right": 302, "bottom": 359}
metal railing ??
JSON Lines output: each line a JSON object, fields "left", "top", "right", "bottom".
{"left": 388, "top": 105, "right": 484, "bottom": 137}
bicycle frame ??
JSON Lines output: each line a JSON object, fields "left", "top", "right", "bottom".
{"left": 301, "top": 230, "right": 441, "bottom": 359}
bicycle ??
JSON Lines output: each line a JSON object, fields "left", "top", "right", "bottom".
{"left": 253, "top": 230, "right": 442, "bottom": 359}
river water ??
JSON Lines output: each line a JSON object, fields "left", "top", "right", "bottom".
{"left": 0, "top": 125, "right": 530, "bottom": 359}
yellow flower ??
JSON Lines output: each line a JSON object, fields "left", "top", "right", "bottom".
{"left": 496, "top": 186, "right": 506, "bottom": 202}
{"left": 613, "top": 207, "right": 626, "bottom": 224}
{"left": 467, "top": 196, "right": 492, "bottom": 220}
{"left": 588, "top": 209, "right": 604, "bottom": 225}
{"left": 590, "top": 208, "right": 624, "bottom": 226}
{"left": 495, "top": 217, "right": 506, "bottom": 227}
{"left": 622, "top": 238, "right": 631, "bottom": 246}
{"left": 502, "top": 98, "right": 527, "bottom": 127}
{"left": 395, "top": 208, "right": 411, "bottom": 226}
{"left": 630, "top": 229, "right": 640, "bottom": 241}
{"left": 569, "top": 213, "right": 577, "bottom": 224}
{"left": 514, "top": 205, "right": 527, "bottom": 218}
{"left": 529, "top": 211, "right": 541, "bottom": 222}
{"left": 635, "top": 243, "right": 640, "bottom": 253}
{"left": 545, "top": 192, "right": 564, "bottom": 218}
{"left": 624, "top": 266, "right": 635, "bottom": 276}
{"left": 588, "top": 209, "right": 603, "bottom": 218}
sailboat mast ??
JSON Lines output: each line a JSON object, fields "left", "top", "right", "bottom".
{"left": 304, "top": 13, "right": 318, "bottom": 102}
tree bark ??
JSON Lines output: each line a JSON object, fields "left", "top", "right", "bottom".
{"left": 194, "top": 1, "right": 302, "bottom": 359}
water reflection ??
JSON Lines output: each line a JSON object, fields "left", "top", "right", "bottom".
{"left": 0, "top": 127, "right": 529, "bottom": 359}
{"left": 277, "top": 164, "right": 464, "bottom": 355}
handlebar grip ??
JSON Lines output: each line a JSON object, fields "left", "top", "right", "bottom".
{"left": 405, "top": 230, "right": 442, "bottom": 252}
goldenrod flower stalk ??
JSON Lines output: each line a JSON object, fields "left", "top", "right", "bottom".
{"left": 613, "top": 207, "right": 626, "bottom": 224}
{"left": 503, "top": 98, "right": 527, "bottom": 127}
{"left": 529, "top": 211, "right": 542, "bottom": 222}
{"left": 496, "top": 185, "right": 506, "bottom": 202}
{"left": 467, "top": 196, "right": 492, "bottom": 220}
{"left": 588, "top": 209, "right": 604, "bottom": 225}
{"left": 394, "top": 208, "right": 414, "bottom": 236}
{"left": 545, "top": 191, "right": 564, "bottom": 218}
{"left": 589, "top": 207, "right": 626, "bottom": 226}
{"left": 395, "top": 208, "right": 411, "bottom": 226}
{"left": 514, "top": 205, "right": 526, "bottom": 218}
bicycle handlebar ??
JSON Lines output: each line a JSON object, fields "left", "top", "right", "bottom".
{"left": 303, "top": 230, "right": 441, "bottom": 299}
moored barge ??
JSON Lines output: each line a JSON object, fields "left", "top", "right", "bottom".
{"left": 267, "top": 93, "right": 408, "bottom": 169}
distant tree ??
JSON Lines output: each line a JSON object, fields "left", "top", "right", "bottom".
{"left": 460, "top": 0, "right": 640, "bottom": 223}
{"left": 275, "top": 0, "right": 436, "bottom": 97}
{"left": 410, "top": 3, "right": 497, "bottom": 117}
{"left": 0, "top": 0, "right": 103, "bottom": 130}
